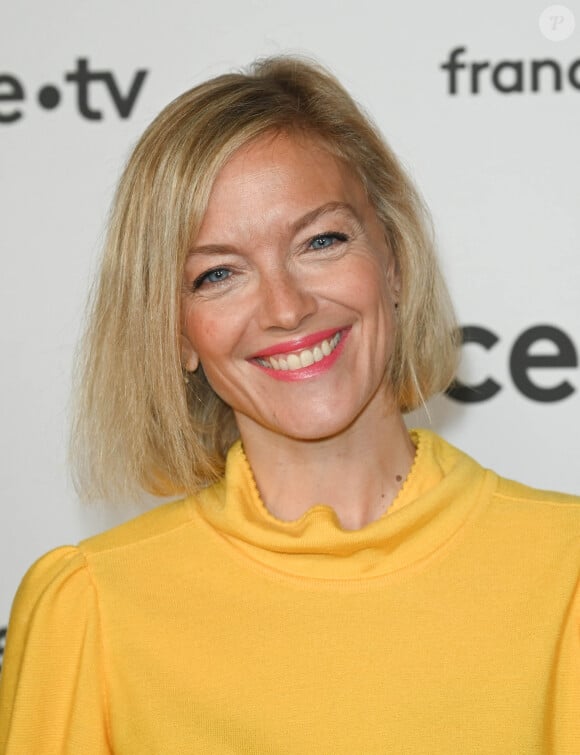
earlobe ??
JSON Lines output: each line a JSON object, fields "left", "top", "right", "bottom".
{"left": 180, "top": 334, "right": 199, "bottom": 373}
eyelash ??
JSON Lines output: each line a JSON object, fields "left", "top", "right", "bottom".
{"left": 309, "top": 231, "right": 349, "bottom": 249}
{"left": 192, "top": 267, "right": 231, "bottom": 290}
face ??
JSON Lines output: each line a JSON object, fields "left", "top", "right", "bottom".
{"left": 181, "top": 131, "right": 400, "bottom": 444}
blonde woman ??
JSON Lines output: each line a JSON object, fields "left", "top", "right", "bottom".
{"left": 1, "top": 57, "right": 578, "bottom": 754}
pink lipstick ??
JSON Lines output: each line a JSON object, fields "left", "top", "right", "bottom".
{"left": 249, "top": 327, "right": 351, "bottom": 382}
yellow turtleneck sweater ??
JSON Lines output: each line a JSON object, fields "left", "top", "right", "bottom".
{"left": 1, "top": 430, "right": 579, "bottom": 754}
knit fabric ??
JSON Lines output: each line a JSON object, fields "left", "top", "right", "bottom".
{"left": 1, "top": 430, "right": 579, "bottom": 753}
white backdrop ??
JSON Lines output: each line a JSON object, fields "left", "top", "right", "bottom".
{"left": 1, "top": 0, "right": 579, "bottom": 637}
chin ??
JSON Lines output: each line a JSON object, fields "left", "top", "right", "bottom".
{"left": 269, "top": 410, "right": 362, "bottom": 443}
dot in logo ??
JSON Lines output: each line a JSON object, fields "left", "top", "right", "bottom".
{"left": 539, "top": 5, "right": 576, "bottom": 41}
{"left": 38, "top": 85, "right": 61, "bottom": 109}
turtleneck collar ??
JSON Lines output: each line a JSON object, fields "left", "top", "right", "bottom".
{"left": 195, "top": 429, "right": 494, "bottom": 583}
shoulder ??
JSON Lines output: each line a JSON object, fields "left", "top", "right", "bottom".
{"left": 13, "top": 545, "right": 92, "bottom": 618}
{"left": 490, "top": 475, "right": 580, "bottom": 540}
{"left": 12, "top": 498, "right": 202, "bottom": 616}
{"left": 417, "top": 428, "right": 580, "bottom": 525}
{"left": 8, "top": 497, "right": 208, "bottom": 636}
{"left": 5, "top": 546, "right": 100, "bottom": 678}
{"left": 69, "top": 496, "right": 217, "bottom": 587}
{"left": 78, "top": 496, "right": 195, "bottom": 556}
{"left": 423, "top": 429, "right": 580, "bottom": 502}
{"left": 493, "top": 475, "right": 580, "bottom": 509}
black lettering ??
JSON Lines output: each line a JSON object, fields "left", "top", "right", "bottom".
{"left": 470, "top": 61, "right": 490, "bottom": 94}
{"left": 568, "top": 59, "right": 580, "bottom": 89}
{"left": 65, "top": 60, "right": 147, "bottom": 119}
{"left": 440, "top": 47, "right": 467, "bottom": 95}
{"left": 0, "top": 74, "right": 25, "bottom": 123}
{"left": 102, "top": 69, "right": 148, "bottom": 118}
{"left": 446, "top": 325, "right": 502, "bottom": 402}
{"left": 510, "top": 325, "right": 577, "bottom": 402}
{"left": 440, "top": 50, "right": 580, "bottom": 95}
{"left": 492, "top": 61, "right": 524, "bottom": 93}
{"left": 531, "top": 59, "right": 562, "bottom": 92}
{"left": 65, "top": 58, "right": 106, "bottom": 120}
{"left": 0, "top": 625, "right": 6, "bottom": 673}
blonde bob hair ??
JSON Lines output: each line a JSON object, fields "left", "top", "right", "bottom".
{"left": 72, "top": 55, "right": 459, "bottom": 502}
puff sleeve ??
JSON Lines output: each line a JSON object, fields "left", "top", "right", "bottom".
{"left": 549, "top": 577, "right": 580, "bottom": 754}
{"left": 0, "top": 547, "right": 111, "bottom": 754}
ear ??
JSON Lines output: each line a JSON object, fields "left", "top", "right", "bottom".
{"left": 180, "top": 334, "right": 199, "bottom": 373}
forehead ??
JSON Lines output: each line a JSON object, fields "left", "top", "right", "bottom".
{"left": 194, "top": 131, "right": 370, "bottom": 242}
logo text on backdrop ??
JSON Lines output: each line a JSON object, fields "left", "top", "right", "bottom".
{"left": 440, "top": 47, "right": 580, "bottom": 94}
{"left": 0, "top": 58, "right": 148, "bottom": 123}
{"left": 448, "top": 325, "right": 578, "bottom": 403}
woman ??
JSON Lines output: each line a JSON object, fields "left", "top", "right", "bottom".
{"left": 0, "top": 56, "right": 578, "bottom": 754}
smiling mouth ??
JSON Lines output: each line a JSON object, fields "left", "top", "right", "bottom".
{"left": 253, "top": 331, "right": 343, "bottom": 372}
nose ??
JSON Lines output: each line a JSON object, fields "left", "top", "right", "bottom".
{"left": 257, "top": 269, "right": 317, "bottom": 331}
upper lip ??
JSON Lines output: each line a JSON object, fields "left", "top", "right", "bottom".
{"left": 248, "top": 327, "right": 348, "bottom": 358}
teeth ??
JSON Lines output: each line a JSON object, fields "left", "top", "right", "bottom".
{"left": 258, "top": 332, "right": 342, "bottom": 371}
{"left": 287, "top": 354, "right": 301, "bottom": 370}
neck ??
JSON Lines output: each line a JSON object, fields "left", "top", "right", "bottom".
{"left": 236, "top": 396, "right": 415, "bottom": 531}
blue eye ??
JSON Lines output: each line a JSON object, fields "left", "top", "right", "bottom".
{"left": 309, "top": 232, "right": 348, "bottom": 250}
{"left": 193, "top": 267, "right": 231, "bottom": 289}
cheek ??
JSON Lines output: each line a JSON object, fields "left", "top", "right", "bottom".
{"left": 339, "top": 256, "right": 394, "bottom": 313}
{"left": 183, "top": 306, "right": 246, "bottom": 371}
{"left": 185, "top": 323, "right": 214, "bottom": 360}
{"left": 183, "top": 303, "right": 216, "bottom": 344}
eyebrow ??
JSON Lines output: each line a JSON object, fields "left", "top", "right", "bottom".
{"left": 187, "top": 201, "right": 362, "bottom": 258}
{"left": 290, "top": 201, "right": 363, "bottom": 235}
